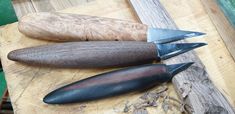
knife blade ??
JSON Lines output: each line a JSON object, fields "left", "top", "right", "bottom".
{"left": 43, "top": 62, "right": 193, "bottom": 104}
{"left": 18, "top": 12, "right": 204, "bottom": 43}
{"left": 8, "top": 41, "right": 205, "bottom": 68}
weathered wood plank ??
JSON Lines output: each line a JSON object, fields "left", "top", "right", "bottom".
{"left": 12, "top": 0, "right": 36, "bottom": 18}
{"left": 30, "top": 0, "right": 55, "bottom": 12}
{"left": 129, "top": 0, "right": 177, "bottom": 29}
{"left": 201, "top": 0, "right": 235, "bottom": 61}
{"left": 12, "top": 0, "right": 95, "bottom": 18}
{"left": 161, "top": 0, "right": 235, "bottom": 106}
{"left": 129, "top": 0, "right": 235, "bottom": 113}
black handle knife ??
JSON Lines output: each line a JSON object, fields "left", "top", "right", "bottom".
{"left": 43, "top": 62, "right": 193, "bottom": 104}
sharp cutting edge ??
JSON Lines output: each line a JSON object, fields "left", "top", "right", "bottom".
{"left": 147, "top": 28, "right": 205, "bottom": 43}
{"left": 157, "top": 43, "right": 207, "bottom": 59}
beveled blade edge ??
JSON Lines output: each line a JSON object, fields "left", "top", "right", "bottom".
{"left": 147, "top": 28, "right": 206, "bottom": 43}
{"left": 167, "top": 62, "right": 194, "bottom": 77}
{"left": 156, "top": 43, "right": 207, "bottom": 60}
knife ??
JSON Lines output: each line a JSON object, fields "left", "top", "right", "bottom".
{"left": 18, "top": 12, "right": 204, "bottom": 42}
{"left": 43, "top": 62, "right": 193, "bottom": 104}
{"left": 8, "top": 41, "right": 205, "bottom": 68}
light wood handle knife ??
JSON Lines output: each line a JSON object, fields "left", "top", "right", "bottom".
{"left": 18, "top": 12, "right": 204, "bottom": 43}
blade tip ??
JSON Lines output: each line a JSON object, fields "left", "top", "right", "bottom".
{"left": 186, "top": 31, "right": 206, "bottom": 38}
{"left": 198, "top": 42, "right": 207, "bottom": 47}
{"left": 167, "top": 62, "right": 194, "bottom": 76}
{"left": 196, "top": 32, "right": 206, "bottom": 36}
{"left": 184, "top": 62, "right": 194, "bottom": 67}
{"left": 176, "top": 62, "right": 194, "bottom": 69}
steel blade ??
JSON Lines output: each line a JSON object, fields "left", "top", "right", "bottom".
{"left": 156, "top": 43, "right": 207, "bottom": 60}
{"left": 167, "top": 62, "right": 194, "bottom": 77}
{"left": 147, "top": 28, "right": 205, "bottom": 43}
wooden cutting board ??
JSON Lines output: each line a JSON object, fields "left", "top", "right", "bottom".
{"left": 0, "top": 0, "right": 181, "bottom": 114}
{"left": 0, "top": 0, "right": 235, "bottom": 113}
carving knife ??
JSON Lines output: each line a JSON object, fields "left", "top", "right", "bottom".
{"left": 8, "top": 41, "right": 206, "bottom": 68}
{"left": 43, "top": 62, "right": 193, "bottom": 104}
{"left": 18, "top": 12, "right": 205, "bottom": 42}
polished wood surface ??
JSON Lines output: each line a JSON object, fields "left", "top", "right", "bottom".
{"left": 18, "top": 12, "right": 148, "bottom": 41}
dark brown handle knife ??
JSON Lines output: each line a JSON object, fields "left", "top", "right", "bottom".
{"left": 8, "top": 41, "right": 205, "bottom": 68}
{"left": 43, "top": 62, "right": 193, "bottom": 104}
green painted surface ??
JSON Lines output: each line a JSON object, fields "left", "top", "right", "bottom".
{"left": 0, "top": 69, "right": 6, "bottom": 99}
{"left": 217, "top": 0, "right": 235, "bottom": 28}
{"left": 0, "top": 0, "right": 18, "bottom": 26}
{"left": 0, "top": 0, "right": 17, "bottom": 100}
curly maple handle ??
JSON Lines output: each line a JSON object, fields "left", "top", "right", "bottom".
{"left": 8, "top": 41, "right": 159, "bottom": 68}
{"left": 18, "top": 12, "right": 148, "bottom": 42}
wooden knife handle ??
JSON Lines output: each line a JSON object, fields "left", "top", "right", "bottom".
{"left": 8, "top": 41, "right": 159, "bottom": 68}
{"left": 18, "top": 12, "right": 148, "bottom": 42}
{"left": 44, "top": 64, "right": 170, "bottom": 104}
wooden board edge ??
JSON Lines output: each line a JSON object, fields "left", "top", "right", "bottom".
{"left": 201, "top": 0, "right": 235, "bottom": 61}
{"left": 128, "top": 0, "right": 235, "bottom": 113}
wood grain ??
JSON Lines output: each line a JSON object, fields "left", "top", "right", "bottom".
{"left": 1, "top": 0, "right": 183, "bottom": 113}
{"left": 12, "top": 0, "right": 95, "bottom": 18}
{"left": 18, "top": 12, "right": 148, "bottom": 41}
{"left": 201, "top": 0, "right": 235, "bottom": 60}
{"left": 129, "top": 0, "right": 235, "bottom": 113}
{"left": 3, "top": 0, "right": 235, "bottom": 113}
{"left": 44, "top": 64, "right": 170, "bottom": 104}
{"left": 161, "top": 0, "right": 235, "bottom": 107}
{"left": 8, "top": 41, "right": 158, "bottom": 68}
{"left": 12, "top": 0, "right": 36, "bottom": 18}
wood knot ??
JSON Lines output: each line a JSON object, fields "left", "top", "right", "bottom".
{"left": 179, "top": 82, "right": 192, "bottom": 99}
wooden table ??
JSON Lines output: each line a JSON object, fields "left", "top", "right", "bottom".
{"left": 162, "top": 0, "right": 235, "bottom": 104}
{"left": 0, "top": 0, "right": 234, "bottom": 113}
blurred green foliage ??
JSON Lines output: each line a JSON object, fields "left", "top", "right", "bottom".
{"left": 217, "top": 0, "right": 235, "bottom": 28}
{"left": 0, "top": 70, "right": 6, "bottom": 99}
{"left": 0, "top": 0, "right": 18, "bottom": 26}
